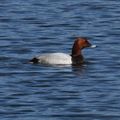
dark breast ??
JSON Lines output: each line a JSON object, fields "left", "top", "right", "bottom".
{"left": 72, "top": 55, "right": 84, "bottom": 65}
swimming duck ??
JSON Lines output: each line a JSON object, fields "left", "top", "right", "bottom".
{"left": 29, "top": 37, "right": 96, "bottom": 65}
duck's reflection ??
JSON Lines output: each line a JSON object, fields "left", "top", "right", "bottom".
{"left": 72, "top": 64, "right": 87, "bottom": 76}
{"left": 71, "top": 60, "right": 93, "bottom": 76}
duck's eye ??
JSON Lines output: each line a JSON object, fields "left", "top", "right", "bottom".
{"left": 85, "top": 40, "right": 88, "bottom": 43}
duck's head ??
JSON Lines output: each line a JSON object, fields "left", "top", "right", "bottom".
{"left": 72, "top": 37, "right": 96, "bottom": 56}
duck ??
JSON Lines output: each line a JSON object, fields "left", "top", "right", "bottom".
{"left": 29, "top": 37, "right": 96, "bottom": 65}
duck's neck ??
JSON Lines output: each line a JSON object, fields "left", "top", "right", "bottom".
{"left": 71, "top": 47, "right": 84, "bottom": 64}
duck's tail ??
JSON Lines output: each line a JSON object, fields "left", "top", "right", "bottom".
{"left": 29, "top": 57, "right": 39, "bottom": 63}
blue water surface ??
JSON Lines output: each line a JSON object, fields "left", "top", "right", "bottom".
{"left": 0, "top": 0, "right": 120, "bottom": 120}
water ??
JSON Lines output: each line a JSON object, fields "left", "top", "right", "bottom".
{"left": 0, "top": 0, "right": 120, "bottom": 120}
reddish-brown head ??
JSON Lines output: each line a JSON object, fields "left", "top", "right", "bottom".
{"left": 72, "top": 37, "right": 91, "bottom": 56}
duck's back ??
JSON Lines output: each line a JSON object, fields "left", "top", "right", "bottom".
{"left": 37, "top": 53, "right": 72, "bottom": 64}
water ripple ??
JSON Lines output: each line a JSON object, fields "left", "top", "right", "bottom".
{"left": 0, "top": 0, "right": 120, "bottom": 120}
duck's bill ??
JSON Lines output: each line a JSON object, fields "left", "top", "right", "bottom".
{"left": 90, "top": 45, "right": 97, "bottom": 48}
